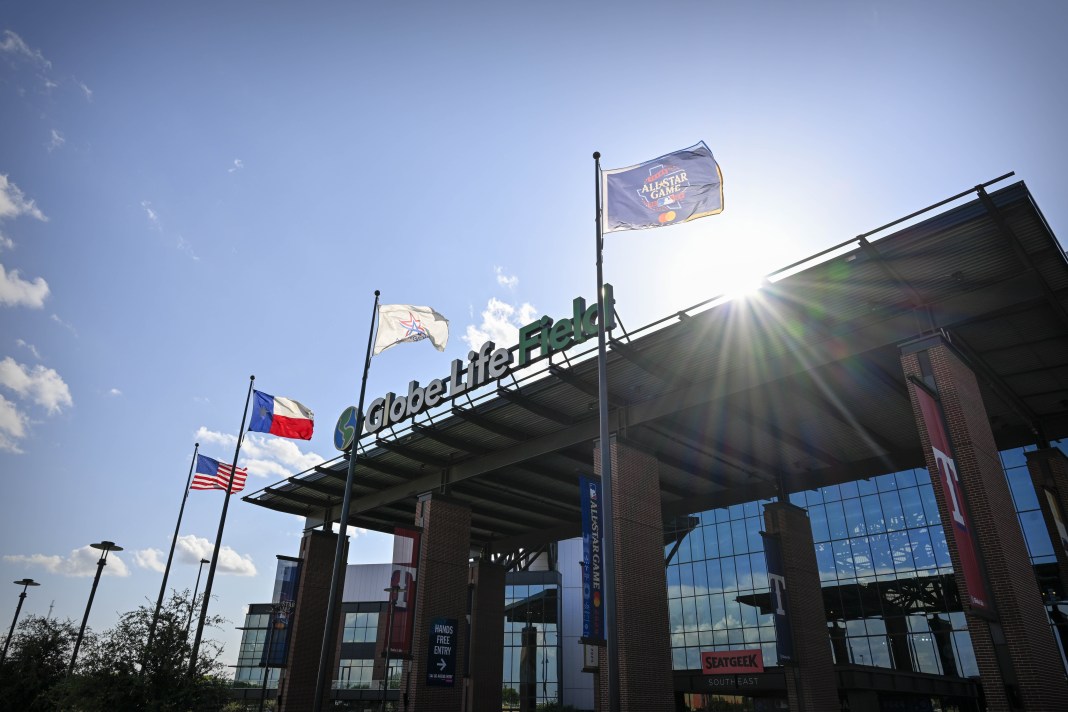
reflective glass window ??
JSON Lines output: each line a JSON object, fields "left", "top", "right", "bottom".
{"left": 845, "top": 497, "right": 867, "bottom": 537}
{"left": 899, "top": 486, "right": 926, "bottom": 528}
{"left": 861, "top": 495, "right": 884, "bottom": 534}
{"left": 826, "top": 500, "right": 849, "bottom": 540}
{"left": 1006, "top": 467, "right": 1040, "bottom": 511}
{"left": 1020, "top": 509, "right": 1055, "bottom": 561}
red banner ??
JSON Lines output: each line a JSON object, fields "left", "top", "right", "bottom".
{"left": 701, "top": 649, "right": 764, "bottom": 674}
{"left": 388, "top": 527, "right": 421, "bottom": 656}
{"left": 914, "top": 385, "right": 990, "bottom": 613}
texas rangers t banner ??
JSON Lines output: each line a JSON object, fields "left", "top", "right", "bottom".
{"left": 602, "top": 141, "right": 723, "bottom": 233}
{"left": 914, "top": 383, "right": 991, "bottom": 613}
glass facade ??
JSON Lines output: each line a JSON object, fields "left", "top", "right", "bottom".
{"left": 233, "top": 609, "right": 282, "bottom": 689}
{"left": 503, "top": 577, "right": 560, "bottom": 709}
{"left": 334, "top": 604, "right": 401, "bottom": 691}
{"left": 665, "top": 445, "right": 1064, "bottom": 684}
{"left": 342, "top": 610, "right": 379, "bottom": 643}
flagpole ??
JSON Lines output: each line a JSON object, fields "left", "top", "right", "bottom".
{"left": 313, "top": 290, "right": 380, "bottom": 711}
{"left": 143, "top": 442, "right": 199, "bottom": 670}
{"left": 593, "top": 151, "right": 620, "bottom": 712}
{"left": 188, "top": 375, "right": 255, "bottom": 676}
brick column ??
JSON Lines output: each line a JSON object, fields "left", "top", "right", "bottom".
{"left": 763, "top": 501, "right": 839, "bottom": 711}
{"left": 1025, "top": 448, "right": 1068, "bottom": 595}
{"left": 468, "top": 559, "right": 505, "bottom": 712}
{"left": 594, "top": 438, "right": 674, "bottom": 712}
{"left": 278, "top": 529, "right": 346, "bottom": 712}
{"left": 400, "top": 493, "right": 471, "bottom": 712}
{"left": 902, "top": 335, "right": 1067, "bottom": 711}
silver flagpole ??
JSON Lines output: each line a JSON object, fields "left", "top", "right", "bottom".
{"left": 593, "top": 151, "right": 620, "bottom": 712}
{"left": 188, "top": 375, "right": 255, "bottom": 675}
{"left": 143, "top": 442, "right": 199, "bottom": 671}
{"left": 313, "top": 290, "right": 381, "bottom": 711}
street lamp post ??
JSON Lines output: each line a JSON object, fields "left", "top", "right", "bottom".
{"left": 381, "top": 584, "right": 404, "bottom": 712}
{"left": 68, "top": 541, "right": 122, "bottom": 675}
{"left": 1, "top": 578, "right": 40, "bottom": 664}
{"left": 185, "top": 558, "right": 211, "bottom": 635}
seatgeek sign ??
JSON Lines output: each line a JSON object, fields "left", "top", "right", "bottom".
{"left": 335, "top": 285, "right": 615, "bottom": 451}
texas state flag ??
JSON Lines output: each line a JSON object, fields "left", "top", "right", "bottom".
{"left": 249, "top": 390, "right": 314, "bottom": 440}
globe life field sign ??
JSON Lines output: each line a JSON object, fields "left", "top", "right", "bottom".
{"left": 334, "top": 286, "right": 616, "bottom": 451}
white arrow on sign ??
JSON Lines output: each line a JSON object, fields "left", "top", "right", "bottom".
{"left": 437, "top": 658, "right": 447, "bottom": 671}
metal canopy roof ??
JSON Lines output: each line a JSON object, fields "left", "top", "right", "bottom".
{"left": 245, "top": 179, "right": 1068, "bottom": 558}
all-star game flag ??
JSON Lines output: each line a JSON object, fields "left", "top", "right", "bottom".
{"left": 602, "top": 141, "right": 723, "bottom": 233}
{"left": 374, "top": 304, "right": 450, "bottom": 356}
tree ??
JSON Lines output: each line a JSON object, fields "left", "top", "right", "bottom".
{"left": 0, "top": 615, "right": 81, "bottom": 711}
{"left": 502, "top": 686, "right": 520, "bottom": 708}
{"left": 1, "top": 589, "right": 232, "bottom": 711}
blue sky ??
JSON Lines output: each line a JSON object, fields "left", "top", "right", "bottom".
{"left": 2, "top": 1, "right": 1067, "bottom": 671}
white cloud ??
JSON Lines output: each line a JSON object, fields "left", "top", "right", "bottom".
{"left": 141, "top": 200, "right": 161, "bottom": 231}
{"left": 228, "top": 158, "right": 244, "bottom": 173}
{"left": 0, "top": 30, "right": 51, "bottom": 70}
{"left": 0, "top": 263, "right": 49, "bottom": 308}
{"left": 194, "top": 426, "right": 325, "bottom": 481}
{"left": 494, "top": 266, "right": 518, "bottom": 290}
{"left": 0, "top": 356, "right": 73, "bottom": 414}
{"left": 51, "top": 313, "right": 77, "bottom": 336}
{"left": 173, "top": 534, "right": 256, "bottom": 576}
{"left": 108, "top": 387, "right": 122, "bottom": 397}
{"left": 134, "top": 548, "right": 165, "bottom": 573}
{"left": 0, "top": 393, "right": 27, "bottom": 453}
{"left": 141, "top": 201, "right": 198, "bottom": 260}
{"left": 0, "top": 232, "right": 13, "bottom": 251}
{"left": 463, "top": 297, "right": 539, "bottom": 352}
{"left": 0, "top": 175, "right": 47, "bottom": 222}
{"left": 4, "top": 545, "right": 130, "bottom": 577}
{"left": 46, "top": 128, "right": 65, "bottom": 152}
{"left": 15, "top": 339, "right": 40, "bottom": 360}
{"left": 176, "top": 234, "right": 199, "bottom": 261}
{"left": 74, "top": 78, "right": 92, "bottom": 101}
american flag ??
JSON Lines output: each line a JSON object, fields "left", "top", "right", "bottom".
{"left": 191, "top": 454, "right": 248, "bottom": 494}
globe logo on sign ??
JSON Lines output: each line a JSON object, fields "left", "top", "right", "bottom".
{"left": 334, "top": 406, "right": 358, "bottom": 451}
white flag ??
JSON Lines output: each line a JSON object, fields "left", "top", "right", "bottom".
{"left": 374, "top": 304, "right": 450, "bottom": 356}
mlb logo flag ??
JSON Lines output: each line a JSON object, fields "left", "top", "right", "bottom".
{"left": 602, "top": 141, "right": 723, "bottom": 233}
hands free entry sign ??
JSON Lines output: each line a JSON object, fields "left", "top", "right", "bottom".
{"left": 425, "top": 617, "right": 457, "bottom": 687}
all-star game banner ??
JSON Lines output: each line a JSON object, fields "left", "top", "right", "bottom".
{"left": 580, "top": 475, "right": 605, "bottom": 643}
{"left": 261, "top": 556, "right": 301, "bottom": 667}
{"left": 602, "top": 141, "right": 723, "bottom": 233}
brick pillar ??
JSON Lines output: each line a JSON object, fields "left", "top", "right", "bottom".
{"left": 1025, "top": 448, "right": 1068, "bottom": 596}
{"left": 278, "top": 529, "right": 346, "bottom": 712}
{"left": 902, "top": 335, "right": 1068, "bottom": 711}
{"left": 763, "top": 501, "right": 839, "bottom": 711}
{"left": 401, "top": 493, "right": 471, "bottom": 712}
{"left": 594, "top": 438, "right": 674, "bottom": 712}
{"left": 468, "top": 560, "right": 505, "bottom": 712}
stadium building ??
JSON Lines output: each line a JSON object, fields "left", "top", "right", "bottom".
{"left": 238, "top": 178, "right": 1068, "bottom": 711}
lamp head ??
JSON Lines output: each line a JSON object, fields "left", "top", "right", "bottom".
{"left": 90, "top": 540, "right": 123, "bottom": 553}
{"left": 13, "top": 579, "right": 39, "bottom": 587}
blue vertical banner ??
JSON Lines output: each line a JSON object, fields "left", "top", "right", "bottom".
{"left": 580, "top": 475, "right": 605, "bottom": 644}
{"left": 261, "top": 556, "right": 301, "bottom": 667}
{"left": 761, "top": 532, "right": 794, "bottom": 663}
